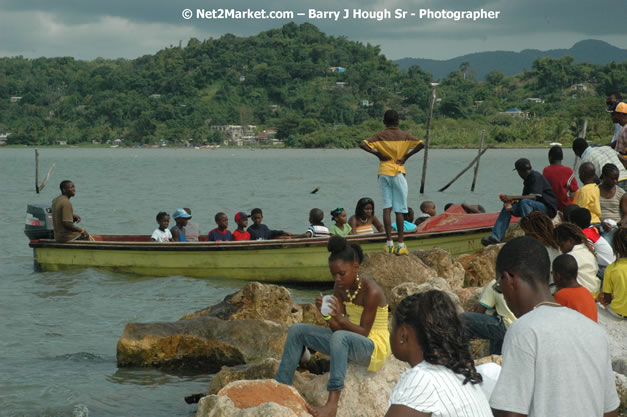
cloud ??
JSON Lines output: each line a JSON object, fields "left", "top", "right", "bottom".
{"left": 0, "top": 0, "right": 625, "bottom": 60}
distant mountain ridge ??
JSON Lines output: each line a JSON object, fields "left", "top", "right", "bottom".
{"left": 394, "top": 39, "right": 627, "bottom": 80}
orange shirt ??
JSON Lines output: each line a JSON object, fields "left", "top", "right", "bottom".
{"left": 554, "top": 286, "right": 598, "bottom": 322}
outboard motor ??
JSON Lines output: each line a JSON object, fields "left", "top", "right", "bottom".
{"left": 25, "top": 204, "right": 54, "bottom": 240}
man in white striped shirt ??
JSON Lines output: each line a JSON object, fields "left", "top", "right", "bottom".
{"left": 573, "top": 137, "right": 627, "bottom": 191}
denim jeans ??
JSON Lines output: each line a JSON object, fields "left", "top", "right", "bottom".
{"left": 489, "top": 199, "right": 548, "bottom": 242}
{"left": 462, "top": 311, "right": 507, "bottom": 355}
{"left": 275, "top": 323, "right": 374, "bottom": 392}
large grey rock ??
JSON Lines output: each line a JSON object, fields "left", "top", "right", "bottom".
{"left": 116, "top": 317, "right": 287, "bottom": 372}
{"left": 389, "top": 277, "right": 462, "bottom": 313}
{"left": 360, "top": 253, "right": 437, "bottom": 304}
{"left": 181, "top": 282, "right": 324, "bottom": 327}
{"left": 296, "top": 358, "right": 409, "bottom": 417}
{"left": 413, "top": 248, "right": 466, "bottom": 290}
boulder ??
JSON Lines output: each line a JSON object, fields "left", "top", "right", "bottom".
{"left": 389, "top": 277, "right": 462, "bottom": 313}
{"left": 116, "top": 317, "right": 287, "bottom": 372}
{"left": 469, "top": 340, "right": 490, "bottom": 360}
{"left": 209, "top": 359, "right": 281, "bottom": 395}
{"left": 361, "top": 253, "right": 437, "bottom": 304}
{"left": 474, "top": 355, "right": 503, "bottom": 366}
{"left": 504, "top": 221, "right": 525, "bottom": 241}
{"left": 197, "top": 383, "right": 305, "bottom": 417}
{"left": 181, "top": 282, "right": 305, "bottom": 326}
{"left": 456, "top": 244, "right": 503, "bottom": 288}
{"left": 454, "top": 287, "right": 484, "bottom": 311}
{"left": 297, "top": 358, "right": 409, "bottom": 417}
{"left": 413, "top": 248, "right": 465, "bottom": 290}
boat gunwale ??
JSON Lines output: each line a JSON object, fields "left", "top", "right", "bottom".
{"left": 29, "top": 227, "right": 492, "bottom": 252}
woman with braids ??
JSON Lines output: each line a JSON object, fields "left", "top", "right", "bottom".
{"left": 386, "top": 291, "right": 492, "bottom": 417}
{"left": 601, "top": 226, "right": 627, "bottom": 319}
{"left": 276, "top": 235, "right": 390, "bottom": 417}
{"left": 519, "top": 211, "right": 561, "bottom": 276}
{"left": 554, "top": 223, "right": 600, "bottom": 296}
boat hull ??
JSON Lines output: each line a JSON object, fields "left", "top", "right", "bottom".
{"left": 30, "top": 228, "right": 490, "bottom": 282}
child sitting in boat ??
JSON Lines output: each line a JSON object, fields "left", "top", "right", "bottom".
{"left": 232, "top": 212, "right": 251, "bottom": 241}
{"left": 170, "top": 209, "right": 191, "bottom": 242}
{"left": 208, "top": 212, "right": 233, "bottom": 241}
{"left": 349, "top": 197, "right": 384, "bottom": 235}
{"left": 415, "top": 201, "right": 436, "bottom": 226}
{"left": 291, "top": 208, "right": 330, "bottom": 238}
{"left": 182, "top": 208, "right": 200, "bottom": 242}
{"left": 392, "top": 207, "right": 417, "bottom": 233}
{"left": 151, "top": 211, "right": 172, "bottom": 242}
{"left": 247, "top": 208, "right": 290, "bottom": 240}
{"left": 329, "top": 208, "right": 351, "bottom": 236}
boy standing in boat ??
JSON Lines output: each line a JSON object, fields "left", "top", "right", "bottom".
{"left": 359, "top": 110, "right": 424, "bottom": 255}
{"left": 51, "top": 180, "right": 89, "bottom": 242}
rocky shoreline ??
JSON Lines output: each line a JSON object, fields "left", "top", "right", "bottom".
{"left": 116, "top": 246, "right": 627, "bottom": 416}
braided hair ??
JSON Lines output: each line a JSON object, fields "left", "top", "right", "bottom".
{"left": 554, "top": 223, "right": 595, "bottom": 254}
{"left": 612, "top": 226, "right": 627, "bottom": 259}
{"left": 519, "top": 211, "right": 559, "bottom": 249}
{"left": 394, "top": 291, "right": 483, "bottom": 385}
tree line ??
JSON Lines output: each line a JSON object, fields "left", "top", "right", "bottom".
{"left": 0, "top": 22, "right": 625, "bottom": 147}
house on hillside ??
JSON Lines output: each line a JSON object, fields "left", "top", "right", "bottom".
{"left": 329, "top": 67, "right": 345, "bottom": 73}
{"left": 10, "top": 97, "right": 22, "bottom": 103}
{"left": 0, "top": 133, "right": 9, "bottom": 146}
{"left": 211, "top": 125, "right": 257, "bottom": 146}
{"left": 570, "top": 83, "right": 587, "bottom": 91}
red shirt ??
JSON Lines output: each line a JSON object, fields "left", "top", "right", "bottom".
{"left": 554, "top": 286, "right": 598, "bottom": 322}
{"left": 232, "top": 229, "right": 250, "bottom": 241}
{"left": 542, "top": 164, "right": 579, "bottom": 210}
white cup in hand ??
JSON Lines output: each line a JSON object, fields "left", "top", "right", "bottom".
{"left": 320, "top": 295, "right": 334, "bottom": 316}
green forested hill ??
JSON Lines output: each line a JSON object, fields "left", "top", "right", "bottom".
{"left": 0, "top": 23, "right": 625, "bottom": 147}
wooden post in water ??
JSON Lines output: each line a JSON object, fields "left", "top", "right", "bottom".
{"left": 35, "top": 149, "right": 40, "bottom": 193}
{"left": 438, "top": 147, "right": 489, "bottom": 192}
{"left": 420, "top": 83, "right": 438, "bottom": 194}
{"left": 34, "top": 149, "right": 56, "bottom": 194}
{"left": 470, "top": 129, "right": 486, "bottom": 192}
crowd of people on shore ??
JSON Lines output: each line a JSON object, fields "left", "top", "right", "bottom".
{"left": 48, "top": 101, "right": 627, "bottom": 417}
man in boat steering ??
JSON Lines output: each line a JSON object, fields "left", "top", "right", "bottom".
{"left": 359, "top": 109, "right": 424, "bottom": 255}
{"left": 51, "top": 180, "right": 90, "bottom": 242}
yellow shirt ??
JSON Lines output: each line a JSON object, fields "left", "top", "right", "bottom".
{"left": 602, "top": 258, "right": 627, "bottom": 317}
{"left": 479, "top": 279, "right": 517, "bottom": 327}
{"left": 573, "top": 183, "right": 601, "bottom": 224}
{"left": 364, "top": 127, "right": 422, "bottom": 176}
{"left": 345, "top": 302, "right": 391, "bottom": 371}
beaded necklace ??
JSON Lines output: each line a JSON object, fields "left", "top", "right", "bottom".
{"left": 346, "top": 273, "right": 362, "bottom": 303}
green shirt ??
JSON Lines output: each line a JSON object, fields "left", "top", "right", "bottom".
{"left": 329, "top": 224, "right": 352, "bottom": 236}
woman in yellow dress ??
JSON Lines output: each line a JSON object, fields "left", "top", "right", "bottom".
{"left": 276, "top": 235, "right": 391, "bottom": 417}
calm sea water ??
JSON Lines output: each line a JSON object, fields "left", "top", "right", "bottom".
{"left": 0, "top": 147, "right": 577, "bottom": 417}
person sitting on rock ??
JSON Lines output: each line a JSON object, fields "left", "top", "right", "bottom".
{"left": 570, "top": 207, "right": 615, "bottom": 278}
{"left": 387, "top": 290, "right": 492, "bottom": 417}
{"left": 276, "top": 235, "right": 391, "bottom": 417}
{"left": 600, "top": 226, "right": 627, "bottom": 320}
{"left": 462, "top": 278, "right": 516, "bottom": 355}
{"left": 554, "top": 223, "right": 600, "bottom": 296}
{"left": 489, "top": 236, "right": 619, "bottom": 416}
{"left": 482, "top": 158, "right": 557, "bottom": 246}
{"left": 552, "top": 253, "right": 597, "bottom": 322}
{"left": 573, "top": 162, "right": 602, "bottom": 225}
{"left": 519, "top": 211, "right": 562, "bottom": 289}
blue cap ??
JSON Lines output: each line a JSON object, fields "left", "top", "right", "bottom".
{"left": 172, "top": 209, "right": 192, "bottom": 219}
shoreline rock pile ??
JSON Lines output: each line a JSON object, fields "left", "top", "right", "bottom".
{"left": 115, "top": 245, "right": 627, "bottom": 416}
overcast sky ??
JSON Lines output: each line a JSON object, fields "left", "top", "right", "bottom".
{"left": 0, "top": 0, "right": 625, "bottom": 61}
